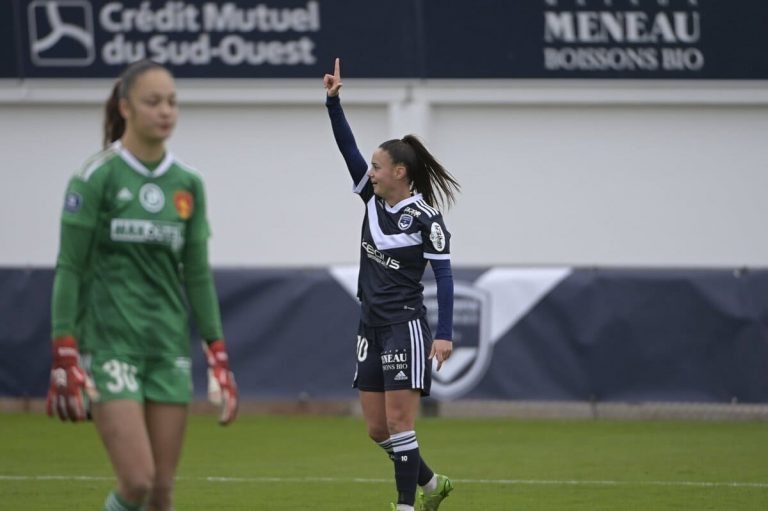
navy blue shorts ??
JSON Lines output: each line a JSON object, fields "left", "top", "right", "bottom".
{"left": 353, "top": 317, "right": 432, "bottom": 396}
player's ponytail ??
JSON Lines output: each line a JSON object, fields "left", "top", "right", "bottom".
{"left": 102, "top": 59, "right": 169, "bottom": 149}
{"left": 102, "top": 80, "right": 124, "bottom": 148}
{"left": 380, "top": 135, "right": 460, "bottom": 210}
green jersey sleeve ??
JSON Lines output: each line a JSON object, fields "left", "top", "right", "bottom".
{"left": 183, "top": 240, "right": 224, "bottom": 342}
{"left": 186, "top": 175, "right": 211, "bottom": 243}
{"left": 61, "top": 173, "right": 103, "bottom": 229}
{"left": 51, "top": 223, "right": 94, "bottom": 338}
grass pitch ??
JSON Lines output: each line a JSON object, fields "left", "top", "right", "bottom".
{"left": 1, "top": 412, "right": 767, "bottom": 510}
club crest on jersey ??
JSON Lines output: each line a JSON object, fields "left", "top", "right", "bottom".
{"left": 139, "top": 183, "right": 165, "bottom": 213}
{"left": 430, "top": 222, "right": 446, "bottom": 251}
{"left": 398, "top": 214, "right": 414, "bottom": 230}
{"left": 64, "top": 192, "right": 82, "bottom": 213}
{"left": 174, "top": 191, "right": 194, "bottom": 220}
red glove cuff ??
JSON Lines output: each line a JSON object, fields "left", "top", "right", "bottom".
{"left": 205, "top": 340, "right": 230, "bottom": 369}
{"left": 52, "top": 336, "right": 80, "bottom": 367}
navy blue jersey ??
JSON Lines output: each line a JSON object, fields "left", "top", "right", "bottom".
{"left": 326, "top": 93, "right": 454, "bottom": 333}
{"left": 354, "top": 173, "right": 451, "bottom": 326}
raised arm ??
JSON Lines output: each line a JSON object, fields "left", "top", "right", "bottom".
{"left": 324, "top": 58, "right": 368, "bottom": 185}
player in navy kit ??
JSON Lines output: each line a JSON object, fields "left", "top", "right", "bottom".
{"left": 324, "top": 59, "right": 459, "bottom": 511}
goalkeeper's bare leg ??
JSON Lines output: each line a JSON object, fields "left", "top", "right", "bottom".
{"left": 93, "top": 400, "right": 187, "bottom": 511}
{"left": 144, "top": 402, "right": 188, "bottom": 511}
{"left": 93, "top": 401, "right": 154, "bottom": 510}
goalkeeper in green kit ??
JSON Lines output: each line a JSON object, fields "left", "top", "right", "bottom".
{"left": 46, "top": 59, "right": 238, "bottom": 511}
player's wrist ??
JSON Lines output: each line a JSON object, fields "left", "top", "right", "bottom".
{"left": 52, "top": 335, "right": 76, "bottom": 345}
{"left": 204, "top": 339, "right": 230, "bottom": 369}
{"left": 52, "top": 336, "right": 80, "bottom": 365}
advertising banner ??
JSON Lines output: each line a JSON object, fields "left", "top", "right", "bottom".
{"left": 11, "top": 0, "right": 420, "bottom": 78}
{"left": 3, "top": 0, "right": 767, "bottom": 79}
{"left": 423, "top": 0, "right": 768, "bottom": 78}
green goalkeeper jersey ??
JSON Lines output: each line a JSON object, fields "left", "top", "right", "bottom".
{"left": 52, "top": 141, "right": 223, "bottom": 356}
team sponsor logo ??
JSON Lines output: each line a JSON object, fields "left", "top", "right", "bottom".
{"left": 64, "top": 191, "right": 82, "bottom": 213}
{"left": 398, "top": 214, "right": 414, "bottom": 230}
{"left": 28, "top": 0, "right": 96, "bottom": 67}
{"left": 429, "top": 222, "right": 446, "bottom": 252}
{"left": 361, "top": 241, "right": 400, "bottom": 270}
{"left": 111, "top": 218, "right": 184, "bottom": 251}
{"left": 404, "top": 206, "right": 422, "bottom": 218}
{"left": 424, "top": 283, "right": 491, "bottom": 399}
{"left": 139, "top": 183, "right": 165, "bottom": 213}
{"left": 174, "top": 190, "right": 194, "bottom": 220}
{"left": 382, "top": 350, "right": 409, "bottom": 372}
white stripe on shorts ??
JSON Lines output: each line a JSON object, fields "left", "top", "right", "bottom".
{"left": 408, "top": 320, "right": 424, "bottom": 389}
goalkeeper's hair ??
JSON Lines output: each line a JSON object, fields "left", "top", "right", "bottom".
{"left": 103, "top": 59, "right": 172, "bottom": 148}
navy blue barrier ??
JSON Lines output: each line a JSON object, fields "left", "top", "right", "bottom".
{"left": 1, "top": 267, "right": 767, "bottom": 402}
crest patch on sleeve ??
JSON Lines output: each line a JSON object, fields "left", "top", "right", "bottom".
{"left": 64, "top": 192, "right": 82, "bottom": 213}
{"left": 430, "top": 222, "right": 446, "bottom": 251}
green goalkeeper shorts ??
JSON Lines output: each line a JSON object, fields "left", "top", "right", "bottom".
{"left": 83, "top": 351, "right": 193, "bottom": 404}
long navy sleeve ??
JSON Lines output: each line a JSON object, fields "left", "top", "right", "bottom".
{"left": 431, "top": 258, "right": 454, "bottom": 341}
{"left": 325, "top": 94, "right": 368, "bottom": 184}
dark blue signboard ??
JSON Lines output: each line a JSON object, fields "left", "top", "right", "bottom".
{"left": 0, "top": 1, "right": 21, "bottom": 78}
{"left": 1, "top": 0, "right": 767, "bottom": 79}
{"left": 422, "top": 0, "right": 768, "bottom": 79}
{"left": 12, "top": 0, "right": 420, "bottom": 78}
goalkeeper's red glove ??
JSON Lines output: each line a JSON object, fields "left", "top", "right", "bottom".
{"left": 203, "top": 340, "right": 238, "bottom": 425}
{"left": 45, "top": 336, "right": 94, "bottom": 422}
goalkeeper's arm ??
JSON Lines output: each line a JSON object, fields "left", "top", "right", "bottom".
{"left": 48, "top": 223, "right": 96, "bottom": 421}
{"left": 183, "top": 240, "right": 238, "bottom": 425}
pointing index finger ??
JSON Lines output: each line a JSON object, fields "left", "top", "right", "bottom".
{"left": 334, "top": 57, "right": 341, "bottom": 79}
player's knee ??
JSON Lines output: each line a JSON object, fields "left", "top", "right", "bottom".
{"left": 119, "top": 473, "right": 154, "bottom": 503}
{"left": 367, "top": 425, "right": 389, "bottom": 443}
{"left": 386, "top": 414, "right": 414, "bottom": 435}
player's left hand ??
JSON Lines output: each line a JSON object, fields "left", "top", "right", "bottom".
{"left": 203, "top": 340, "right": 238, "bottom": 426}
{"left": 429, "top": 339, "right": 453, "bottom": 371}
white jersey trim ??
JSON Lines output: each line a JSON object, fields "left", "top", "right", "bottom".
{"left": 367, "top": 198, "right": 422, "bottom": 250}
{"left": 425, "top": 253, "right": 451, "bottom": 260}
{"left": 385, "top": 193, "right": 424, "bottom": 214}
{"left": 174, "top": 157, "right": 204, "bottom": 178}
{"left": 114, "top": 141, "right": 174, "bottom": 178}
{"left": 353, "top": 173, "right": 370, "bottom": 194}
{"left": 415, "top": 200, "right": 438, "bottom": 218}
{"left": 81, "top": 146, "right": 120, "bottom": 181}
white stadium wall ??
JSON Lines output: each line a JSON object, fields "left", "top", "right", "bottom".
{"left": 0, "top": 79, "right": 767, "bottom": 267}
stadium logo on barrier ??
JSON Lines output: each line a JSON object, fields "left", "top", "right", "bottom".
{"left": 28, "top": 0, "right": 95, "bottom": 67}
{"left": 330, "top": 265, "right": 572, "bottom": 400}
{"left": 424, "top": 282, "right": 492, "bottom": 400}
{"left": 425, "top": 268, "right": 573, "bottom": 399}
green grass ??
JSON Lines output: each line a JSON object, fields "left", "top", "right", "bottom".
{"left": 1, "top": 413, "right": 767, "bottom": 510}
